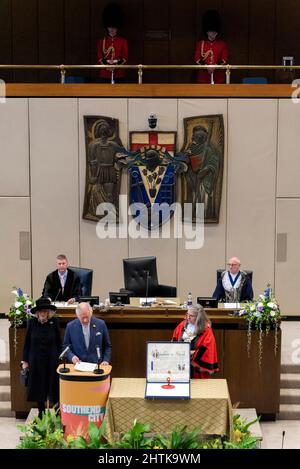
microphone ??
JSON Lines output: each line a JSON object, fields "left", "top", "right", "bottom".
{"left": 94, "top": 346, "right": 104, "bottom": 374}
{"left": 59, "top": 345, "right": 70, "bottom": 374}
{"left": 59, "top": 345, "right": 70, "bottom": 360}
{"left": 54, "top": 288, "right": 62, "bottom": 302}
{"left": 281, "top": 430, "right": 285, "bottom": 449}
{"left": 142, "top": 270, "right": 151, "bottom": 307}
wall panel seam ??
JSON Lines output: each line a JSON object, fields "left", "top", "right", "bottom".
{"left": 28, "top": 97, "right": 33, "bottom": 297}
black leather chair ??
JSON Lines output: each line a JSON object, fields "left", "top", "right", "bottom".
{"left": 69, "top": 267, "right": 93, "bottom": 296}
{"left": 217, "top": 269, "right": 253, "bottom": 284}
{"left": 121, "top": 256, "right": 177, "bottom": 297}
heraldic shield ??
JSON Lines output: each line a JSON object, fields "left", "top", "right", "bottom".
{"left": 129, "top": 131, "right": 182, "bottom": 230}
{"left": 179, "top": 115, "right": 224, "bottom": 224}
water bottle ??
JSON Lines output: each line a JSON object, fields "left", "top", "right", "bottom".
{"left": 187, "top": 292, "right": 193, "bottom": 307}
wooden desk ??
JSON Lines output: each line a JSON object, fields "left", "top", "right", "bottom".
{"left": 9, "top": 306, "right": 281, "bottom": 419}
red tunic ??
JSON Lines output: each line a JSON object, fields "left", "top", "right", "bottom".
{"left": 194, "top": 39, "right": 228, "bottom": 84}
{"left": 172, "top": 320, "right": 219, "bottom": 379}
{"left": 97, "top": 35, "right": 128, "bottom": 79}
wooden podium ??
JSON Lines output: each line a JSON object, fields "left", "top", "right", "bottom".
{"left": 57, "top": 364, "right": 112, "bottom": 438}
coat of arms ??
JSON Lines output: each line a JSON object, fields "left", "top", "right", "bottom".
{"left": 128, "top": 132, "right": 186, "bottom": 230}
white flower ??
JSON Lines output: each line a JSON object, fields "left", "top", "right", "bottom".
{"left": 259, "top": 295, "right": 265, "bottom": 300}
{"left": 257, "top": 302, "right": 264, "bottom": 308}
{"left": 15, "top": 301, "right": 22, "bottom": 308}
{"left": 25, "top": 300, "right": 31, "bottom": 305}
{"left": 267, "top": 302, "right": 275, "bottom": 309}
{"left": 250, "top": 305, "right": 256, "bottom": 312}
{"left": 270, "top": 311, "right": 276, "bottom": 317}
{"left": 239, "top": 310, "right": 246, "bottom": 316}
{"left": 254, "top": 311, "right": 261, "bottom": 317}
{"left": 15, "top": 310, "right": 21, "bottom": 315}
{"left": 11, "top": 290, "right": 18, "bottom": 295}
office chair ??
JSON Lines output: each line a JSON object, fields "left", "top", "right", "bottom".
{"left": 69, "top": 267, "right": 93, "bottom": 296}
{"left": 216, "top": 269, "right": 253, "bottom": 284}
{"left": 242, "top": 77, "right": 267, "bottom": 84}
{"left": 120, "top": 256, "right": 177, "bottom": 297}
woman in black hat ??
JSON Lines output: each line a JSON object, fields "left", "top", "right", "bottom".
{"left": 194, "top": 10, "right": 228, "bottom": 84}
{"left": 97, "top": 3, "right": 128, "bottom": 83}
{"left": 21, "top": 298, "right": 61, "bottom": 419}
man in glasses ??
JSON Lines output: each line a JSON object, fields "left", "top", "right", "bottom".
{"left": 212, "top": 256, "right": 253, "bottom": 302}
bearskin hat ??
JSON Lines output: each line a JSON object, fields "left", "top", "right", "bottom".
{"left": 103, "top": 3, "right": 124, "bottom": 29}
{"left": 202, "top": 10, "right": 222, "bottom": 35}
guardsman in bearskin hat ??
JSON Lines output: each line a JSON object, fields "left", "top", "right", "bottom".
{"left": 97, "top": 3, "right": 128, "bottom": 83}
{"left": 194, "top": 10, "right": 228, "bottom": 84}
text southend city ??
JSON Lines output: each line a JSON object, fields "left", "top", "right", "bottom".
{"left": 62, "top": 404, "right": 104, "bottom": 421}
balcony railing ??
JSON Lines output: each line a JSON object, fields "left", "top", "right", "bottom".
{"left": 0, "top": 63, "right": 298, "bottom": 84}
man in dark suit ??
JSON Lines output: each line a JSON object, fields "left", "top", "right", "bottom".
{"left": 42, "top": 254, "right": 81, "bottom": 303}
{"left": 63, "top": 302, "right": 112, "bottom": 365}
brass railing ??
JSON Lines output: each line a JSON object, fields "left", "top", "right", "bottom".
{"left": 0, "top": 64, "right": 299, "bottom": 84}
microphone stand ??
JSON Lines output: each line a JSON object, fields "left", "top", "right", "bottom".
{"left": 54, "top": 288, "right": 62, "bottom": 303}
{"left": 93, "top": 360, "right": 104, "bottom": 374}
{"left": 94, "top": 347, "right": 104, "bottom": 374}
{"left": 60, "top": 354, "right": 70, "bottom": 374}
{"left": 111, "top": 68, "right": 115, "bottom": 85}
{"left": 142, "top": 271, "right": 151, "bottom": 307}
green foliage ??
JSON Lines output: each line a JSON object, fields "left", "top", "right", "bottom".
{"left": 168, "top": 425, "right": 202, "bottom": 449}
{"left": 17, "top": 409, "right": 68, "bottom": 449}
{"left": 233, "top": 413, "right": 260, "bottom": 433}
{"left": 222, "top": 413, "right": 260, "bottom": 450}
{"left": 116, "top": 422, "right": 202, "bottom": 450}
{"left": 198, "top": 437, "right": 223, "bottom": 449}
{"left": 70, "top": 421, "right": 111, "bottom": 449}
{"left": 17, "top": 412, "right": 259, "bottom": 450}
{"left": 150, "top": 434, "right": 169, "bottom": 449}
{"left": 116, "top": 420, "right": 153, "bottom": 449}
{"left": 18, "top": 436, "right": 44, "bottom": 449}
{"left": 223, "top": 435, "right": 258, "bottom": 449}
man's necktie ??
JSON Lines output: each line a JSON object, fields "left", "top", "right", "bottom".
{"left": 83, "top": 325, "right": 90, "bottom": 349}
{"left": 60, "top": 275, "right": 65, "bottom": 293}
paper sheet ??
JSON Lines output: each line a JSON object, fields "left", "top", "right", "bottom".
{"left": 74, "top": 361, "right": 96, "bottom": 372}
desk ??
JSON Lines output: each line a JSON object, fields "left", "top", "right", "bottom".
{"left": 104, "top": 378, "right": 232, "bottom": 441}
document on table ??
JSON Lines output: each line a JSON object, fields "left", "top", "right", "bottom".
{"left": 224, "top": 303, "right": 241, "bottom": 309}
{"left": 74, "top": 361, "right": 96, "bottom": 372}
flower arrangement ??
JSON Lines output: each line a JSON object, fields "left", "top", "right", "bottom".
{"left": 238, "top": 284, "right": 281, "bottom": 368}
{"left": 7, "top": 288, "right": 34, "bottom": 356}
{"left": 8, "top": 288, "right": 34, "bottom": 326}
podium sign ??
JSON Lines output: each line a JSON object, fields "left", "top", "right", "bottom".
{"left": 145, "top": 342, "right": 190, "bottom": 399}
{"left": 58, "top": 365, "right": 111, "bottom": 438}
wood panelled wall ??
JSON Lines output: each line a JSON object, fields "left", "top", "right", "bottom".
{"left": 0, "top": 0, "right": 299, "bottom": 83}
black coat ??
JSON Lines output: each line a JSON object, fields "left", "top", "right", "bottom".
{"left": 23, "top": 317, "right": 61, "bottom": 403}
{"left": 42, "top": 269, "right": 81, "bottom": 302}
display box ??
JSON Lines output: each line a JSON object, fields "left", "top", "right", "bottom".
{"left": 145, "top": 342, "right": 190, "bottom": 399}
